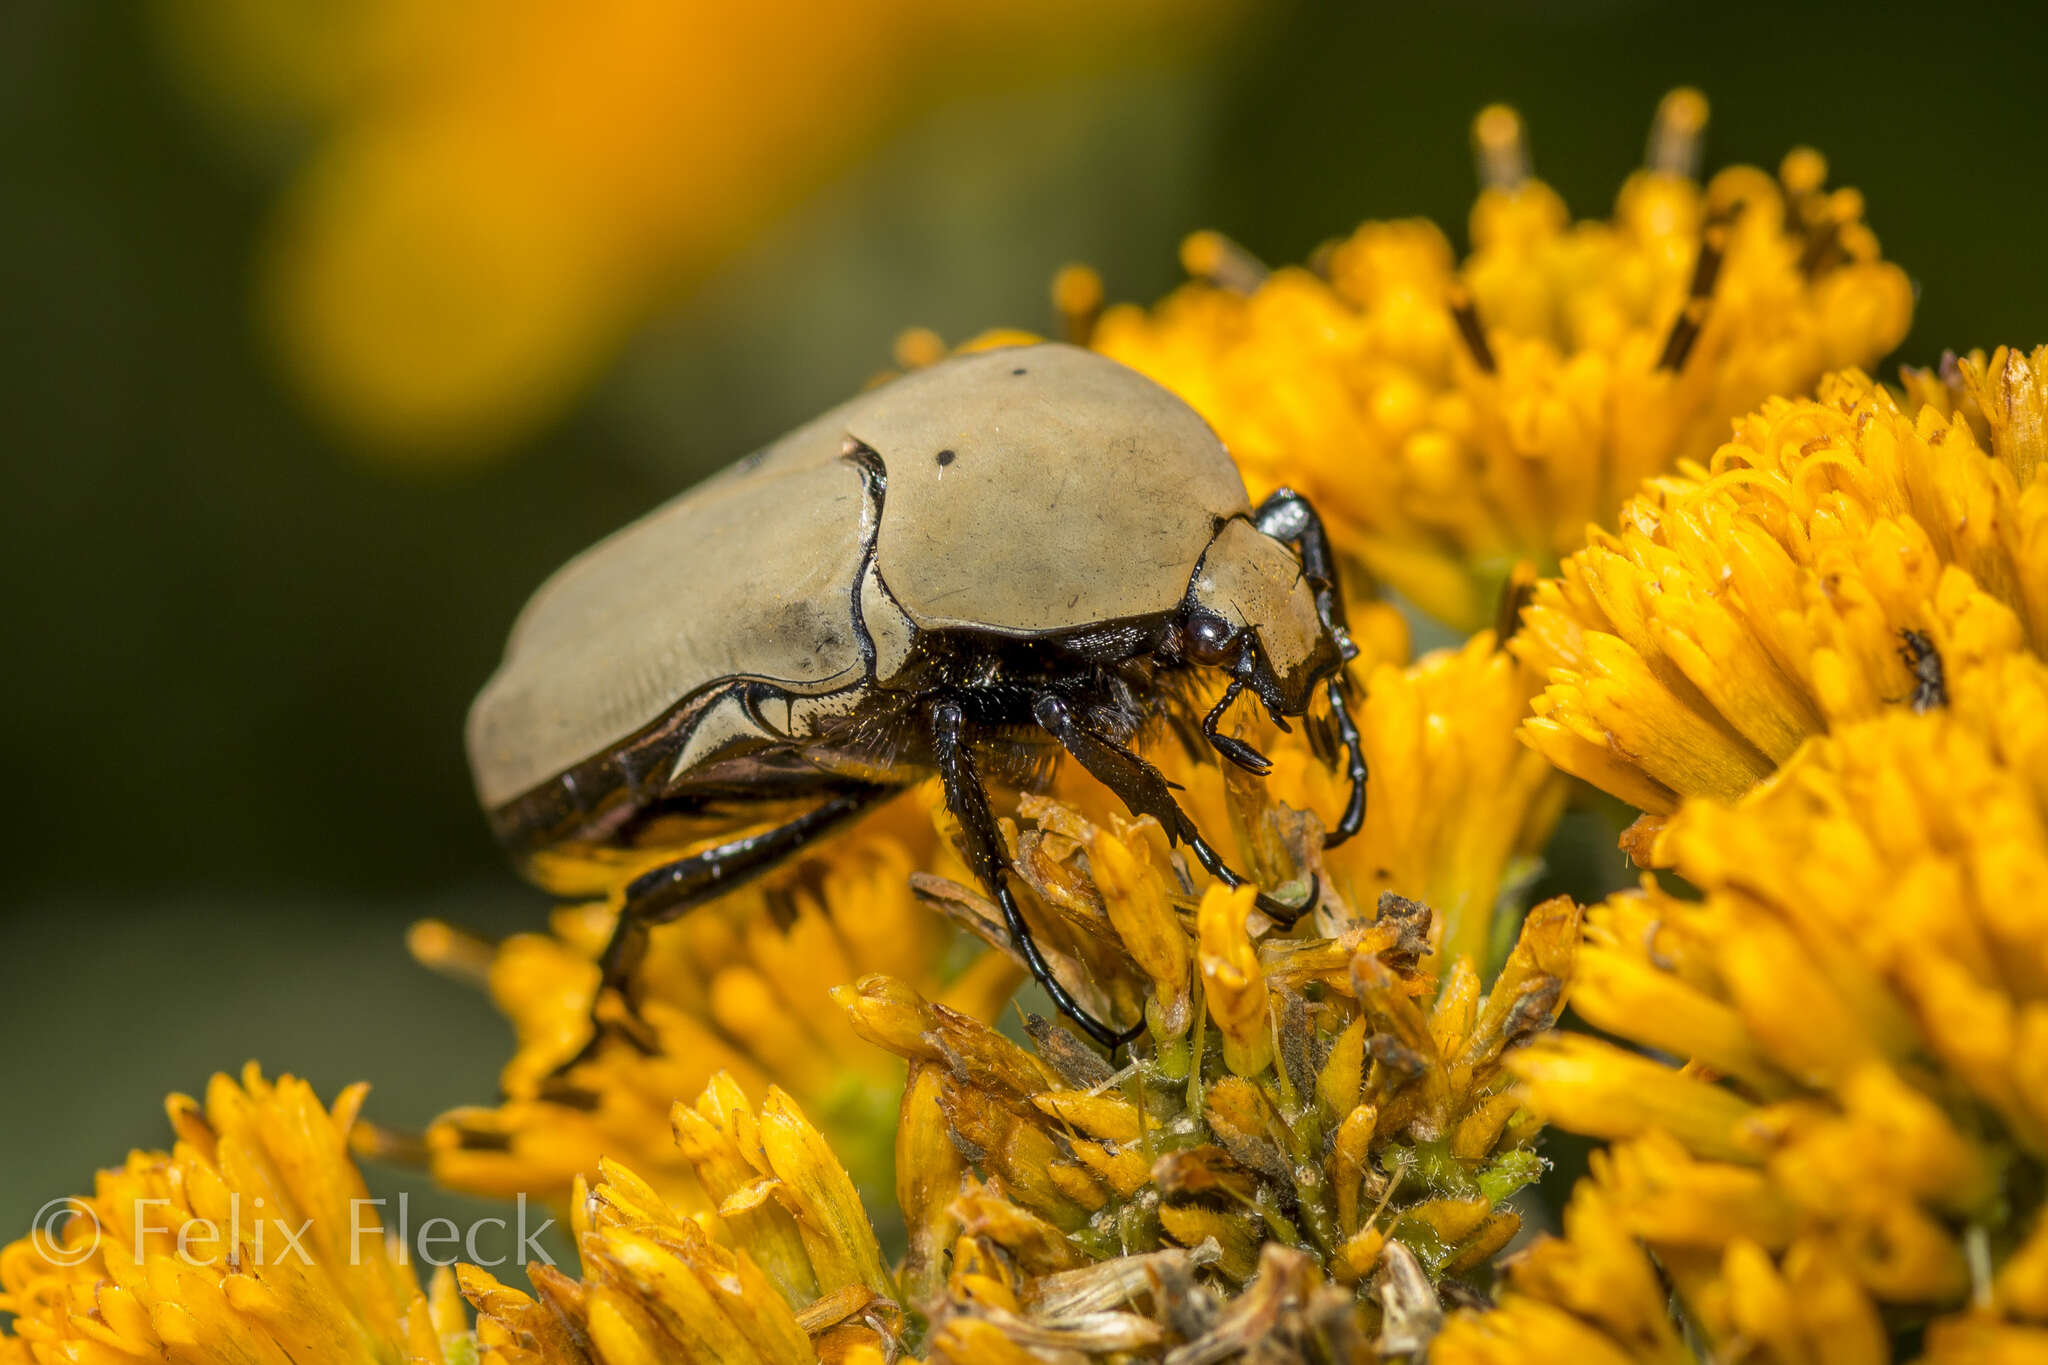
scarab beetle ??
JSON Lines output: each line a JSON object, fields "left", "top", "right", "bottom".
{"left": 468, "top": 343, "right": 1367, "bottom": 1055}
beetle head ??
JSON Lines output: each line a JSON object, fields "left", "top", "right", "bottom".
{"left": 1179, "top": 518, "right": 1344, "bottom": 718}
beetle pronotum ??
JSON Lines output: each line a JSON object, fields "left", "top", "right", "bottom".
{"left": 468, "top": 343, "right": 1367, "bottom": 1056}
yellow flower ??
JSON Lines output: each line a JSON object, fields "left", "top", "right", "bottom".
{"left": 1068, "top": 92, "right": 1911, "bottom": 628}
{"left": 154, "top": 0, "right": 1248, "bottom": 457}
{"left": 1197, "top": 884, "right": 1273, "bottom": 1076}
{"left": 1343, "top": 635, "right": 1566, "bottom": 970}
{"left": 461, "top": 1074, "right": 904, "bottom": 1365}
{"left": 1901, "top": 342, "right": 2048, "bottom": 489}
{"left": 457, "top": 1070, "right": 1437, "bottom": 1364}
{"left": 411, "top": 790, "right": 1019, "bottom": 1210}
{"left": 1430, "top": 1174, "right": 1693, "bottom": 1365}
{"left": 1444, "top": 693, "right": 2048, "bottom": 1360}
{"left": 834, "top": 772, "right": 1580, "bottom": 1334}
{"left": 1514, "top": 345, "right": 2048, "bottom": 818}
{"left": 0, "top": 1065, "right": 464, "bottom": 1365}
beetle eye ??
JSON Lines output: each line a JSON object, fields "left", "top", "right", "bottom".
{"left": 1185, "top": 610, "right": 1239, "bottom": 666}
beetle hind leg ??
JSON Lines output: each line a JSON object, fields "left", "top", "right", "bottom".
{"left": 1032, "top": 692, "right": 1316, "bottom": 928}
{"left": 551, "top": 783, "right": 894, "bottom": 1076}
{"left": 928, "top": 698, "right": 1146, "bottom": 1052}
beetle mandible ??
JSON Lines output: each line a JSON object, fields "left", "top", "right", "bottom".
{"left": 467, "top": 343, "right": 1368, "bottom": 1057}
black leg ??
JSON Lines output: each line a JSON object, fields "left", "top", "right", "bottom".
{"left": 554, "top": 784, "right": 893, "bottom": 1073}
{"left": 1200, "top": 674, "right": 1274, "bottom": 776}
{"left": 1033, "top": 692, "right": 1314, "bottom": 928}
{"left": 1253, "top": 487, "right": 1369, "bottom": 847}
{"left": 1320, "top": 669, "right": 1368, "bottom": 847}
{"left": 929, "top": 698, "right": 1144, "bottom": 1051}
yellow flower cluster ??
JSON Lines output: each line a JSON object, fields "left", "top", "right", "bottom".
{"left": 1071, "top": 93, "right": 1912, "bottom": 629}
{"left": 0, "top": 1066, "right": 462, "bottom": 1365}
{"left": 0, "top": 1052, "right": 1564, "bottom": 1365}
{"left": 837, "top": 791, "right": 1579, "bottom": 1346}
{"left": 408, "top": 797, "right": 1018, "bottom": 1210}
{"left": 1338, "top": 635, "right": 1565, "bottom": 969}
{"left": 14, "top": 82, "right": 2011, "bottom": 1363}
{"left": 1514, "top": 344, "right": 2048, "bottom": 820}
{"left": 1437, "top": 688, "right": 2048, "bottom": 1362}
{"left": 462, "top": 1077, "right": 903, "bottom": 1365}
{"left": 459, "top": 786, "right": 1582, "bottom": 1362}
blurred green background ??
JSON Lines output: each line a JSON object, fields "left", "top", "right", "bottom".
{"left": 4, "top": 0, "right": 2045, "bottom": 1269}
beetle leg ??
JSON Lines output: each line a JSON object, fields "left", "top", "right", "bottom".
{"left": 1201, "top": 676, "right": 1274, "bottom": 776}
{"left": 553, "top": 784, "right": 893, "bottom": 1075}
{"left": 929, "top": 697, "right": 1146, "bottom": 1052}
{"left": 1321, "top": 670, "right": 1368, "bottom": 846}
{"left": 1033, "top": 692, "right": 1316, "bottom": 928}
{"left": 1251, "top": 486, "right": 1369, "bottom": 847}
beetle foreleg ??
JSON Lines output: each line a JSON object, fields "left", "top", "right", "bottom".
{"left": 1252, "top": 487, "right": 1369, "bottom": 846}
{"left": 1201, "top": 677, "right": 1273, "bottom": 775}
{"left": 553, "top": 784, "right": 893, "bottom": 1075}
{"left": 1321, "top": 674, "right": 1369, "bottom": 848}
{"left": 1034, "top": 692, "right": 1315, "bottom": 928}
{"left": 929, "top": 698, "right": 1145, "bottom": 1052}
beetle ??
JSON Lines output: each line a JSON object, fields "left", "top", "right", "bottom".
{"left": 467, "top": 343, "right": 1367, "bottom": 1056}
{"left": 1897, "top": 628, "right": 1947, "bottom": 714}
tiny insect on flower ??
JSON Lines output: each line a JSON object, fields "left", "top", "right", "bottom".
{"left": 1515, "top": 345, "right": 2048, "bottom": 823}
{"left": 1441, "top": 686, "right": 2048, "bottom": 1361}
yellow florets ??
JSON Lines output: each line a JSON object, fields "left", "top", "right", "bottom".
{"left": 0, "top": 1067, "right": 463, "bottom": 1365}
{"left": 1437, "top": 686, "right": 2048, "bottom": 1362}
{"left": 1081, "top": 94, "right": 1912, "bottom": 629}
{"left": 463, "top": 1077, "right": 904, "bottom": 1365}
{"left": 834, "top": 755, "right": 1578, "bottom": 1339}
{"left": 17, "top": 80, "right": 2047, "bottom": 1365}
{"left": 1513, "top": 343, "right": 2048, "bottom": 819}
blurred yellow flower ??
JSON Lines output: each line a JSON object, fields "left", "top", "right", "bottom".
{"left": 154, "top": 0, "right": 1246, "bottom": 456}
{"left": 1514, "top": 344, "right": 2048, "bottom": 817}
{"left": 408, "top": 791, "right": 1019, "bottom": 1210}
{"left": 0, "top": 1066, "right": 464, "bottom": 1365}
{"left": 1438, "top": 691, "right": 2048, "bottom": 1362}
{"left": 1069, "top": 92, "right": 1911, "bottom": 628}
